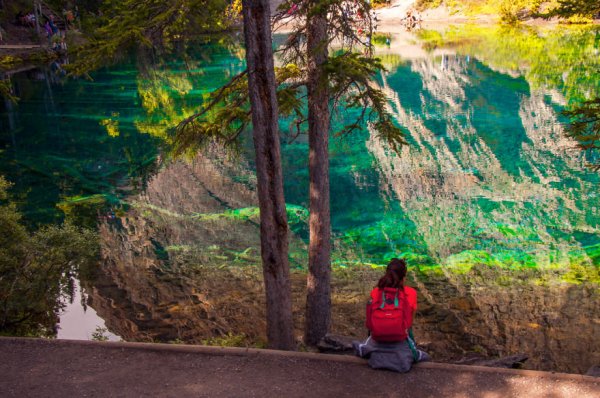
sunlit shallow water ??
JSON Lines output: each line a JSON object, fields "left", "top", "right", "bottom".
{"left": 1, "top": 24, "right": 598, "bottom": 373}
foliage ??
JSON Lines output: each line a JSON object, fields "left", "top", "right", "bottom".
{"left": 498, "top": 0, "right": 523, "bottom": 24}
{"left": 416, "top": 25, "right": 600, "bottom": 104}
{"left": 0, "top": 56, "right": 24, "bottom": 70}
{"left": 415, "top": 0, "right": 599, "bottom": 22}
{"left": 0, "top": 79, "right": 18, "bottom": 104}
{"left": 172, "top": 70, "right": 250, "bottom": 157}
{"left": 418, "top": 25, "right": 600, "bottom": 168}
{"left": 370, "top": 0, "right": 392, "bottom": 6}
{"left": 371, "top": 33, "right": 390, "bottom": 46}
{"left": 201, "top": 332, "right": 249, "bottom": 347}
{"left": 173, "top": 0, "right": 406, "bottom": 156}
{"left": 0, "top": 177, "right": 99, "bottom": 337}
{"left": 496, "top": 0, "right": 547, "bottom": 23}
{"left": 190, "top": 204, "right": 308, "bottom": 225}
{"left": 91, "top": 326, "right": 110, "bottom": 341}
{"left": 100, "top": 113, "right": 121, "bottom": 137}
{"left": 562, "top": 98, "right": 600, "bottom": 170}
{"left": 115, "top": 40, "right": 247, "bottom": 157}
{"left": 539, "top": 0, "right": 600, "bottom": 20}
{"left": 68, "top": 0, "right": 239, "bottom": 76}
{"left": 56, "top": 194, "right": 110, "bottom": 229}
{"left": 325, "top": 53, "right": 407, "bottom": 151}
{"left": 415, "top": 0, "right": 443, "bottom": 12}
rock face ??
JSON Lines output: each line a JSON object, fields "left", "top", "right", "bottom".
{"left": 410, "top": 266, "right": 600, "bottom": 374}
{"left": 366, "top": 54, "right": 597, "bottom": 261}
{"left": 87, "top": 149, "right": 269, "bottom": 344}
{"left": 85, "top": 149, "right": 599, "bottom": 372}
{"left": 86, "top": 147, "right": 321, "bottom": 345}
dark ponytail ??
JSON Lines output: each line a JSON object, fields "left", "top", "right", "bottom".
{"left": 377, "top": 258, "right": 407, "bottom": 290}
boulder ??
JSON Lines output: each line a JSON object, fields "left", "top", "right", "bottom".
{"left": 457, "top": 354, "right": 529, "bottom": 369}
{"left": 475, "top": 354, "right": 529, "bottom": 369}
{"left": 317, "top": 334, "right": 356, "bottom": 353}
{"left": 585, "top": 365, "right": 600, "bottom": 377}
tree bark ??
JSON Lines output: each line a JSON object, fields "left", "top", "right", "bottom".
{"left": 241, "top": 0, "right": 295, "bottom": 350}
{"left": 304, "top": 4, "right": 331, "bottom": 346}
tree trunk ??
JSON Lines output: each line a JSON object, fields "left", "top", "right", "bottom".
{"left": 304, "top": 4, "right": 331, "bottom": 346}
{"left": 241, "top": 0, "right": 295, "bottom": 350}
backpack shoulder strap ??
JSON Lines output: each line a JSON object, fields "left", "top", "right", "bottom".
{"left": 380, "top": 288, "right": 400, "bottom": 308}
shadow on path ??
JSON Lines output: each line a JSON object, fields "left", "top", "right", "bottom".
{"left": 1, "top": 337, "right": 598, "bottom": 397}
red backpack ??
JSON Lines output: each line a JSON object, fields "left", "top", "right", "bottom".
{"left": 366, "top": 287, "right": 410, "bottom": 343}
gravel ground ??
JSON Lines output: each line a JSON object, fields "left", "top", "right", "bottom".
{"left": 1, "top": 338, "right": 598, "bottom": 398}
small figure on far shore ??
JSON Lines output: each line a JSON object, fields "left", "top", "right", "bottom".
{"left": 63, "top": 8, "right": 75, "bottom": 29}
{"left": 401, "top": 8, "right": 422, "bottom": 31}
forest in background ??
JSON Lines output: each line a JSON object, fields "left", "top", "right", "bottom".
{"left": 415, "top": 0, "right": 600, "bottom": 23}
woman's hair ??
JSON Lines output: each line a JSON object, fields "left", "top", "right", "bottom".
{"left": 377, "top": 258, "right": 407, "bottom": 290}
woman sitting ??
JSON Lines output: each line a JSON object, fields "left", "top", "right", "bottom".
{"left": 353, "top": 258, "right": 430, "bottom": 372}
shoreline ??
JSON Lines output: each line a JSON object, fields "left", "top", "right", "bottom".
{"left": 271, "top": 1, "right": 597, "bottom": 36}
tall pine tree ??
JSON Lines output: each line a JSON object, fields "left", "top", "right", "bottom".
{"left": 241, "top": 0, "right": 295, "bottom": 350}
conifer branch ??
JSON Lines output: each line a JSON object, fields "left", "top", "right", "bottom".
{"left": 563, "top": 97, "right": 600, "bottom": 170}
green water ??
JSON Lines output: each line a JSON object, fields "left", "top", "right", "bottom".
{"left": 0, "top": 41, "right": 245, "bottom": 225}
{"left": 1, "top": 26, "right": 599, "bottom": 270}
{"left": 286, "top": 26, "right": 600, "bottom": 272}
{"left": 1, "top": 24, "right": 599, "bottom": 372}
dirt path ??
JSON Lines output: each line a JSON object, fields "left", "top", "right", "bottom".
{"left": 1, "top": 337, "right": 598, "bottom": 397}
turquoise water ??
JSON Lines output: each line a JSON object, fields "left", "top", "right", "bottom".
{"left": 0, "top": 42, "right": 244, "bottom": 225}
{"left": 1, "top": 25, "right": 599, "bottom": 372}
{"left": 284, "top": 27, "right": 600, "bottom": 270}
{"left": 1, "top": 26, "right": 599, "bottom": 269}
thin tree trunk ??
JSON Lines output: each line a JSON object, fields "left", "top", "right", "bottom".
{"left": 241, "top": 0, "right": 295, "bottom": 350}
{"left": 305, "top": 4, "right": 331, "bottom": 346}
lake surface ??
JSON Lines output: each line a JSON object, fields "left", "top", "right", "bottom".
{"left": 1, "top": 25, "right": 599, "bottom": 373}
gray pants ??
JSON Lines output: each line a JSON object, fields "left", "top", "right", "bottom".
{"left": 353, "top": 336, "right": 430, "bottom": 373}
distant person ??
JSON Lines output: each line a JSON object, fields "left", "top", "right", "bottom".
{"left": 44, "top": 19, "right": 53, "bottom": 41}
{"left": 354, "top": 258, "right": 430, "bottom": 372}
{"left": 48, "top": 15, "right": 59, "bottom": 35}
{"left": 63, "top": 9, "right": 74, "bottom": 28}
{"left": 24, "top": 13, "right": 36, "bottom": 28}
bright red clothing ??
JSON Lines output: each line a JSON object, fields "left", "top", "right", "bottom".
{"left": 369, "top": 286, "right": 417, "bottom": 329}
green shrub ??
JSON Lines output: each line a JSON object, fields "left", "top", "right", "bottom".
{"left": 415, "top": 0, "right": 443, "bottom": 12}
{"left": 0, "top": 176, "right": 99, "bottom": 337}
